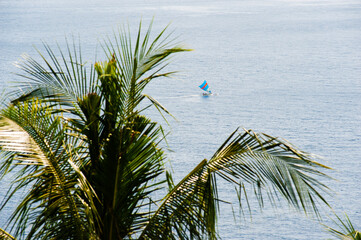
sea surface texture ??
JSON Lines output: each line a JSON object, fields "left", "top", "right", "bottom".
{"left": 1, "top": 0, "right": 360, "bottom": 239}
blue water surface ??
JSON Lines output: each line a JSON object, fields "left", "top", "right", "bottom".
{"left": 1, "top": 0, "right": 361, "bottom": 239}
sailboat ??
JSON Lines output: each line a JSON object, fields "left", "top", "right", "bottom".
{"left": 199, "top": 80, "right": 212, "bottom": 96}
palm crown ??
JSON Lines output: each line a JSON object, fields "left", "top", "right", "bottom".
{"left": 0, "top": 22, "right": 331, "bottom": 240}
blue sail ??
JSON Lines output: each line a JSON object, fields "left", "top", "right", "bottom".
{"left": 199, "top": 80, "right": 211, "bottom": 93}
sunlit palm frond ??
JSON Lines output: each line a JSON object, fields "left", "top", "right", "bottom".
{"left": 103, "top": 21, "right": 190, "bottom": 119}
{"left": 0, "top": 100, "right": 91, "bottom": 239}
{"left": 0, "top": 228, "right": 15, "bottom": 240}
{"left": 11, "top": 39, "right": 97, "bottom": 107}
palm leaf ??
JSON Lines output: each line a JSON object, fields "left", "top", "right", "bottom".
{"left": 0, "top": 228, "right": 15, "bottom": 240}
{"left": 103, "top": 21, "right": 190, "bottom": 120}
{"left": 141, "top": 128, "right": 331, "bottom": 239}
{"left": 140, "top": 159, "right": 218, "bottom": 240}
{"left": 96, "top": 115, "right": 167, "bottom": 239}
{"left": 208, "top": 129, "right": 331, "bottom": 215}
{"left": 0, "top": 100, "right": 92, "bottom": 239}
{"left": 325, "top": 213, "right": 361, "bottom": 240}
{"left": 12, "top": 39, "right": 97, "bottom": 105}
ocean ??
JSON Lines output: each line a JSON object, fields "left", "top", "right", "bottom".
{"left": 1, "top": 0, "right": 360, "bottom": 239}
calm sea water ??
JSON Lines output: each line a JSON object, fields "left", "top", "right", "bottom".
{"left": 1, "top": 0, "right": 361, "bottom": 239}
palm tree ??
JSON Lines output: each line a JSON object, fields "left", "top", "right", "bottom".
{"left": 0, "top": 21, "right": 332, "bottom": 239}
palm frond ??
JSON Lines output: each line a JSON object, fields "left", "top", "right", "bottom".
{"left": 102, "top": 21, "right": 190, "bottom": 119}
{"left": 325, "top": 213, "right": 361, "bottom": 240}
{"left": 0, "top": 100, "right": 91, "bottom": 239}
{"left": 140, "top": 159, "right": 218, "bottom": 240}
{"left": 208, "top": 128, "right": 331, "bottom": 216}
{"left": 142, "top": 128, "right": 331, "bottom": 239}
{"left": 0, "top": 228, "right": 15, "bottom": 240}
{"left": 94, "top": 115, "right": 166, "bottom": 239}
{"left": 11, "top": 39, "right": 97, "bottom": 107}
